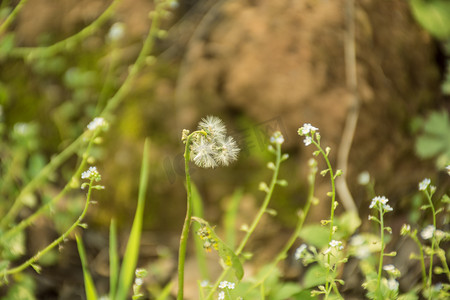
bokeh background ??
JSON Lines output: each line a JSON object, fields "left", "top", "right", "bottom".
{"left": 0, "top": 0, "right": 449, "bottom": 298}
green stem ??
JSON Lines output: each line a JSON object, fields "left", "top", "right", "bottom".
{"left": 376, "top": 206, "right": 385, "bottom": 296}
{"left": 0, "top": 0, "right": 29, "bottom": 36}
{"left": 0, "top": 130, "right": 98, "bottom": 242}
{"left": 426, "top": 192, "right": 436, "bottom": 298}
{"left": 177, "top": 133, "right": 196, "bottom": 300}
{"left": 411, "top": 234, "right": 427, "bottom": 289}
{"left": 9, "top": 0, "right": 121, "bottom": 58}
{"left": 3, "top": 177, "right": 95, "bottom": 276}
{"left": 0, "top": 132, "right": 87, "bottom": 230}
{"left": 205, "top": 143, "right": 283, "bottom": 300}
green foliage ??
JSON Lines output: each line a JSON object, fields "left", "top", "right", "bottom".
{"left": 409, "top": 0, "right": 450, "bottom": 40}
{"left": 415, "top": 110, "right": 450, "bottom": 168}
{"left": 76, "top": 235, "right": 98, "bottom": 300}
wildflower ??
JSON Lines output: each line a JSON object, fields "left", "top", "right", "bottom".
{"left": 218, "top": 291, "right": 225, "bottom": 300}
{"left": 81, "top": 166, "right": 101, "bottom": 181}
{"left": 420, "top": 225, "right": 435, "bottom": 240}
{"left": 270, "top": 131, "right": 285, "bottom": 145}
{"left": 418, "top": 178, "right": 431, "bottom": 191}
{"left": 446, "top": 165, "right": 450, "bottom": 176}
{"left": 303, "top": 136, "right": 312, "bottom": 146}
{"left": 227, "top": 282, "right": 235, "bottom": 290}
{"left": 87, "top": 117, "right": 108, "bottom": 131}
{"left": 198, "top": 115, "right": 227, "bottom": 139}
{"left": 295, "top": 244, "right": 308, "bottom": 260}
{"left": 218, "top": 281, "right": 228, "bottom": 289}
{"left": 298, "top": 123, "right": 319, "bottom": 135}
{"left": 369, "top": 196, "right": 393, "bottom": 212}
{"left": 324, "top": 240, "right": 343, "bottom": 254}
{"left": 387, "top": 278, "right": 399, "bottom": 291}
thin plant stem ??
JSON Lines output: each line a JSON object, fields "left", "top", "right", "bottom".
{"left": 4, "top": 177, "right": 96, "bottom": 276}
{"left": 0, "top": 0, "right": 29, "bottom": 36}
{"left": 376, "top": 205, "right": 385, "bottom": 296}
{"left": 9, "top": 0, "right": 122, "bottom": 58}
{"left": 205, "top": 143, "right": 283, "bottom": 300}
{"left": 410, "top": 234, "right": 427, "bottom": 289}
{"left": 425, "top": 191, "right": 437, "bottom": 298}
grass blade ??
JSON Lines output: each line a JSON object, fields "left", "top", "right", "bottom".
{"left": 116, "top": 138, "right": 150, "bottom": 299}
{"left": 109, "top": 219, "right": 119, "bottom": 300}
{"left": 76, "top": 235, "right": 98, "bottom": 300}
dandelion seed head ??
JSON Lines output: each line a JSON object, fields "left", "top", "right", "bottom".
{"left": 198, "top": 116, "right": 227, "bottom": 139}
{"left": 214, "top": 136, "right": 239, "bottom": 166}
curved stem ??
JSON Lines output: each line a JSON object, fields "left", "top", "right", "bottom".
{"left": 426, "top": 192, "right": 436, "bottom": 298}
{"left": 0, "top": 0, "right": 29, "bottom": 36}
{"left": 4, "top": 177, "right": 95, "bottom": 276}
{"left": 376, "top": 207, "right": 385, "bottom": 296}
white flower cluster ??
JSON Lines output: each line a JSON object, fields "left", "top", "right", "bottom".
{"left": 420, "top": 225, "right": 435, "bottom": 240}
{"left": 294, "top": 244, "right": 308, "bottom": 260}
{"left": 418, "top": 178, "right": 431, "bottom": 191}
{"left": 324, "top": 239, "right": 344, "bottom": 254}
{"left": 190, "top": 116, "right": 239, "bottom": 168}
{"left": 81, "top": 166, "right": 101, "bottom": 181}
{"left": 87, "top": 117, "right": 108, "bottom": 131}
{"left": 369, "top": 196, "right": 393, "bottom": 212}
{"left": 298, "top": 123, "right": 319, "bottom": 146}
{"left": 218, "top": 281, "right": 235, "bottom": 300}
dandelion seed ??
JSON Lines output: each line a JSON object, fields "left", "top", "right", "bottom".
{"left": 295, "top": 244, "right": 308, "bottom": 260}
{"left": 214, "top": 136, "right": 239, "bottom": 166}
{"left": 418, "top": 178, "right": 431, "bottom": 191}
{"left": 420, "top": 225, "right": 435, "bottom": 240}
{"left": 198, "top": 116, "right": 227, "bottom": 139}
{"left": 191, "top": 136, "right": 218, "bottom": 168}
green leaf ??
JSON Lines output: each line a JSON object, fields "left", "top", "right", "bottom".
{"left": 302, "top": 264, "right": 327, "bottom": 289}
{"left": 272, "top": 282, "right": 304, "bottom": 299}
{"left": 76, "top": 235, "right": 98, "bottom": 300}
{"left": 298, "top": 224, "right": 329, "bottom": 248}
{"left": 191, "top": 216, "right": 244, "bottom": 280}
{"left": 116, "top": 138, "right": 150, "bottom": 300}
{"left": 109, "top": 219, "right": 119, "bottom": 300}
{"left": 410, "top": 0, "right": 450, "bottom": 40}
{"left": 224, "top": 188, "right": 244, "bottom": 250}
{"left": 335, "top": 211, "right": 361, "bottom": 240}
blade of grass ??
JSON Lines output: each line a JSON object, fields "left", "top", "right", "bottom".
{"left": 109, "top": 219, "right": 119, "bottom": 300}
{"left": 191, "top": 183, "right": 209, "bottom": 280}
{"left": 116, "top": 138, "right": 150, "bottom": 300}
{"left": 76, "top": 235, "right": 99, "bottom": 300}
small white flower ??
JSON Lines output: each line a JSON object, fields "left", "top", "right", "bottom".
{"left": 298, "top": 123, "right": 319, "bottom": 135}
{"left": 387, "top": 278, "right": 399, "bottom": 291}
{"left": 87, "top": 117, "right": 108, "bottom": 131}
{"left": 198, "top": 116, "right": 227, "bottom": 139}
{"left": 200, "top": 280, "right": 209, "bottom": 287}
{"left": 218, "top": 281, "right": 228, "bottom": 289}
{"left": 270, "top": 131, "right": 285, "bottom": 145}
{"left": 81, "top": 166, "right": 101, "bottom": 181}
{"left": 329, "top": 240, "right": 344, "bottom": 250}
{"left": 218, "top": 291, "right": 225, "bottom": 300}
{"left": 370, "top": 196, "right": 392, "bottom": 212}
{"left": 418, "top": 178, "right": 431, "bottom": 191}
{"left": 383, "top": 264, "right": 395, "bottom": 272}
{"left": 446, "top": 165, "right": 450, "bottom": 176}
{"left": 303, "top": 136, "right": 312, "bottom": 146}
{"left": 227, "top": 282, "right": 235, "bottom": 290}
{"left": 420, "top": 225, "right": 435, "bottom": 240}
{"left": 294, "top": 244, "right": 308, "bottom": 260}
